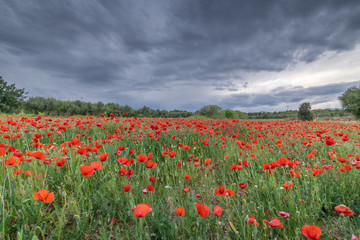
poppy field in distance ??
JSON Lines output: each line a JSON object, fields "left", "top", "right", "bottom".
{"left": 1, "top": 115, "right": 360, "bottom": 239}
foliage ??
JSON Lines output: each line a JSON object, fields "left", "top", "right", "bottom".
{"left": 298, "top": 102, "right": 314, "bottom": 121}
{"left": 0, "top": 76, "right": 27, "bottom": 113}
{"left": 195, "top": 105, "right": 222, "bottom": 118}
{"left": 339, "top": 86, "right": 360, "bottom": 119}
{"left": 1, "top": 116, "right": 360, "bottom": 239}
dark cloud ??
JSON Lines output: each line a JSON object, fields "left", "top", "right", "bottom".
{"left": 1, "top": 0, "right": 360, "bottom": 111}
{"left": 221, "top": 80, "right": 360, "bottom": 110}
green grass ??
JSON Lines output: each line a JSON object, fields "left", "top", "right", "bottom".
{"left": 0, "top": 116, "right": 359, "bottom": 239}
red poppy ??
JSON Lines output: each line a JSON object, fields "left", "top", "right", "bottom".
{"left": 137, "top": 154, "right": 148, "bottom": 162}
{"left": 98, "top": 153, "right": 109, "bottom": 161}
{"left": 33, "top": 190, "right": 55, "bottom": 203}
{"left": 146, "top": 161, "right": 157, "bottom": 169}
{"left": 80, "top": 165, "right": 95, "bottom": 177}
{"left": 184, "top": 174, "right": 191, "bottom": 180}
{"left": 246, "top": 216, "right": 260, "bottom": 226}
{"left": 183, "top": 187, "right": 190, "bottom": 193}
{"left": 239, "top": 183, "right": 248, "bottom": 189}
{"left": 134, "top": 203, "right": 152, "bottom": 218}
{"left": 124, "top": 185, "right": 131, "bottom": 192}
{"left": 214, "top": 206, "right": 222, "bottom": 216}
{"left": 215, "top": 186, "right": 226, "bottom": 196}
{"left": 118, "top": 168, "right": 127, "bottom": 176}
{"left": 325, "top": 139, "right": 336, "bottom": 146}
{"left": 55, "top": 158, "right": 66, "bottom": 167}
{"left": 335, "top": 204, "right": 354, "bottom": 216}
{"left": 4, "top": 156, "right": 21, "bottom": 166}
{"left": 13, "top": 169, "right": 23, "bottom": 175}
{"left": 0, "top": 147, "right": 6, "bottom": 156}
{"left": 175, "top": 207, "right": 185, "bottom": 216}
{"left": 90, "top": 161, "right": 103, "bottom": 170}
{"left": 263, "top": 217, "right": 283, "bottom": 228}
{"left": 31, "top": 151, "right": 46, "bottom": 161}
{"left": 196, "top": 204, "right": 210, "bottom": 217}
{"left": 147, "top": 185, "right": 155, "bottom": 191}
{"left": 117, "top": 157, "right": 134, "bottom": 166}
{"left": 301, "top": 225, "right": 322, "bottom": 240}
{"left": 283, "top": 181, "right": 294, "bottom": 190}
{"left": 25, "top": 171, "right": 33, "bottom": 177}
{"left": 278, "top": 211, "right": 290, "bottom": 219}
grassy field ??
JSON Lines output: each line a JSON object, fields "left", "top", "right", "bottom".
{"left": 0, "top": 116, "right": 359, "bottom": 239}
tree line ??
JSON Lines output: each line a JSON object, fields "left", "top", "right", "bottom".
{"left": 0, "top": 76, "right": 357, "bottom": 119}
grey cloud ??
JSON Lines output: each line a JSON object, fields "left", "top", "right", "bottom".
{"left": 1, "top": 0, "right": 360, "bottom": 111}
{"left": 221, "top": 80, "right": 360, "bottom": 110}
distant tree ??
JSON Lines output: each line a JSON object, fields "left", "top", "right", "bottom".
{"left": 298, "top": 102, "right": 314, "bottom": 121}
{"left": 224, "top": 109, "right": 234, "bottom": 119}
{"left": 339, "top": 86, "right": 360, "bottom": 119}
{"left": 0, "top": 76, "right": 27, "bottom": 113}
{"left": 196, "top": 105, "right": 222, "bottom": 118}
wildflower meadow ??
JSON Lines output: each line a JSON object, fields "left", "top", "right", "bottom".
{"left": 1, "top": 115, "right": 360, "bottom": 239}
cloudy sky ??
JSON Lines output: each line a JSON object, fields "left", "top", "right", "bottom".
{"left": 1, "top": 0, "right": 360, "bottom": 112}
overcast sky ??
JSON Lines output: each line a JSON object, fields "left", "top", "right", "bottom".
{"left": 1, "top": 0, "right": 360, "bottom": 112}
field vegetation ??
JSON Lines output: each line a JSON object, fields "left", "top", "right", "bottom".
{"left": 0, "top": 115, "right": 359, "bottom": 239}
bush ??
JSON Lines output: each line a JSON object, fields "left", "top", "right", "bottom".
{"left": 339, "top": 86, "right": 360, "bottom": 120}
{"left": 298, "top": 102, "right": 314, "bottom": 121}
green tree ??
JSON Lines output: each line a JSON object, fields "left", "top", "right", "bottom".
{"left": 0, "top": 76, "right": 27, "bottom": 113}
{"left": 339, "top": 86, "right": 360, "bottom": 119}
{"left": 196, "top": 105, "right": 222, "bottom": 118}
{"left": 298, "top": 102, "right": 314, "bottom": 121}
{"left": 223, "top": 109, "right": 234, "bottom": 119}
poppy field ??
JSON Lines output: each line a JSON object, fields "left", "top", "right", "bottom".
{"left": 1, "top": 115, "right": 360, "bottom": 239}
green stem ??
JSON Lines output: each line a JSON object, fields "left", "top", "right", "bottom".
{"left": 58, "top": 196, "right": 67, "bottom": 240}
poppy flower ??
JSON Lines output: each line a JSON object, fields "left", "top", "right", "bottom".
{"left": 278, "top": 211, "right": 290, "bottom": 219}
{"left": 134, "top": 203, "right": 152, "bottom": 218}
{"left": 124, "top": 185, "right": 131, "bottom": 192}
{"left": 13, "top": 169, "right": 23, "bottom": 175}
{"left": 196, "top": 204, "right": 210, "bottom": 217}
{"left": 175, "top": 207, "right": 185, "bottom": 216}
{"left": 25, "top": 171, "right": 33, "bottom": 176}
{"left": 149, "top": 176, "right": 157, "bottom": 182}
{"left": 0, "top": 147, "right": 6, "bottom": 156}
{"left": 4, "top": 156, "right": 21, "bottom": 166}
{"left": 263, "top": 217, "right": 283, "bottom": 228}
{"left": 215, "top": 186, "right": 226, "bottom": 196}
{"left": 118, "top": 168, "right": 127, "bottom": 176}
{"left": 283, "top": 181, "right": 294, "bottom": 190}
{"left": 137, "top": 154, "right": 148, "bottom": 162}
{"left": 214, "top": 206, "right": 222, "bottom": 216}
{"left": 325, "top": 139, "right": 336, "bottom": 146}
{"left": 147, "top": 185, "right": 155, "bottom": 191}
{"left": 183, "top": 187, "right": 190, "bottom": 193}
{"left": 184, "top": 174, "right": 191, "bottom": 180}
{"left": 246, "top": 216, "right": 260, "bottom": 226}
{"left": 90, "top": 161, "right": 103, "bottom": 170}
{"left": 312, "top": 169, "right": 323, "bottom": 176}
{"left": 33, "top": 190, "right": 55, "bottom": 203}
{"left": 117, "top": 157, "right": 134, "bottom": 166}
{"left": 335, "top": 204, "right": 354, "bottom": 216}
{"left": 98, "top": 153, "right": 109, "bottom": 161}
{"left": 80, "top": 165, "right": 95, "bottom": 177}
{"left": 146, "top": 161, "right": 157, "bottom": 169}
{"left": 55, "top": 158, "right": 66, "bottom": 167}
{"left": 77, "top": 148, "right": 89, "bottom": 156}
{"left": 301, "top": 225, "right": 322, "bottom": 240}
{"left": 239, "top": 183, "right": 247, "bottom": 189}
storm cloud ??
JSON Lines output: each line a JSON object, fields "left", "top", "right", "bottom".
{"left": 1, "top": 0, "right": 360, "bottom": 111}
